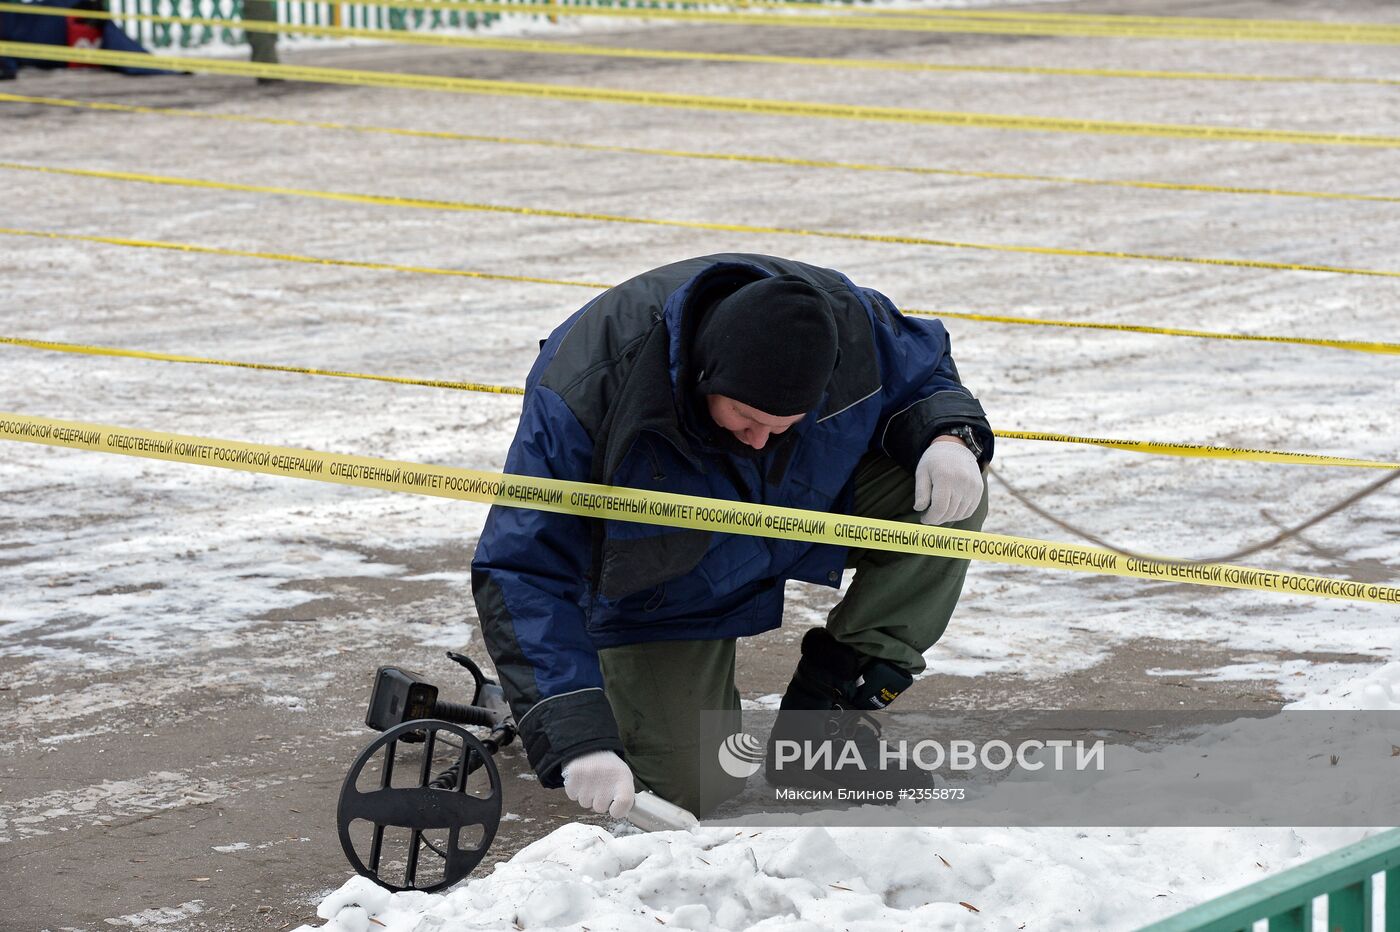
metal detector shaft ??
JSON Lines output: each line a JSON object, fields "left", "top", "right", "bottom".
{"left": 629, "top": 791, "right": 699, "bottom": 832}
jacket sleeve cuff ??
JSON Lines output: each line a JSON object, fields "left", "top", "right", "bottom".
{"left": 882, "top": 391, "right": 994, "bottom": 472}
{"left": 516, "top": 687, "right": 625, "bottom": 788}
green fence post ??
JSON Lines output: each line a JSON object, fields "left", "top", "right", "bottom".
{"left": 221, "top": 0, "right": 237, "bottom": 48}
{"left": 1268, "top": 901, "right": 1313, "bottom": 932}
{"left": 151, "top": 0, "right": 173, "bottom": 47}
{"left": 1325, "top": 879, "right": 1367, "bottom": 931}
{"left": 1387, "top": 866, "right": 1400, "bottom": 930}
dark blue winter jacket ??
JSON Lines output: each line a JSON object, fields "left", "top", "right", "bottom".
{"left": 471, "top": 254, "right": 992, "bottom": 785}
{"left": 0, "top": 0, "right": 172, "bottom": 76}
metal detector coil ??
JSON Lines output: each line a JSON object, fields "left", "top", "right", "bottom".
{"left": 337, "top": 718, "right": 503, "bottom": 892}
{"left": 337, "top": 654, "right": 694, "bottom": 894}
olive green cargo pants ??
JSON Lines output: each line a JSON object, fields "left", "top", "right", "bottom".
{"left": 598, "top": 452, "right": 989, "bottom": 814}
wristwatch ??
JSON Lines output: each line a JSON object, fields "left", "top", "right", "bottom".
{"left": 936, "top": 425, "right": 984, "bottom": 460}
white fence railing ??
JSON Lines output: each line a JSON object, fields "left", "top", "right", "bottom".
{"left": 103, "top": 0, "right": 834, "bottom": 51}
{"left": 105, "top": 0, "right": 515, "bottom": 49}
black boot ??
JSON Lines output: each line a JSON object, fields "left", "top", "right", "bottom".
{"left": 764, "top": 629, "right": 929, "bottom": 800}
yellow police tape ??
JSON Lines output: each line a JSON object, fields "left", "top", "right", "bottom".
{"left": 1, "top": 413, "right": 1395, "bottom": 604}
{"left": 0, "top": 336, "right": 528, "bottom": 396}
{"left": 830, "top": 4, "right": 1400, "bottom": 37}
{"left": 924, "top": 312, "right": 1400, "bottom": 355}
{"left": 0, "top": 226, "right": 612, "bottom": 288}
{"left": 3, "top": 42, "right": 1399, "bottom": 149}
{"left": 7, "top": 162, "right": 1398, "bottom": 279}
{"left": 3, "top": 336, "right": 1394, "bottom": 470}
{"left": 5, "top": 93, "right": 1396, "bottom": 207}
{"left": 924, "top": 311, "right": 1400, "bottom": 357}
{"left": 3, "top": 4, "right": 1393, "bottom": 87}
{"left": 995, "top": 431, "right": 1399, "bottom": 470}
{"left": 252, "top": 0, "right": 1400, "bottom": 45}
{"left": 5, "top": 227, "right": 1399, "bottom": 359}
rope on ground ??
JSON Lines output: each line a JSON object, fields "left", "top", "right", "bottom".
{"left": 5, "top": 93, "right": 1395, "bottom": 206}
{"left": 2, "top": 413, "right": 1396, "bottom": 604}
{"left": 988, "top": 462, "right": 1400, "bottom": 566}
{"left": 2, "top": 335, "right": 1394, "bottom": 470}
{"left": 4, "top": 42, "right": 1400, "bottom": 148}
{"left": 7, "top": 161, "right": 1398, "bottom": 278}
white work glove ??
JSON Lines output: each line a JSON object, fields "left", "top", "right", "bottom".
{"left": 561, "top": 750, "right": 636, "bottom": 819}
{"left": 912, "top": 438, "right": 983, "bottom": 526}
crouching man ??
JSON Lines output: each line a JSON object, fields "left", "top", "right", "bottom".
{"left": 471, "top": 253, "right": 991, "bottom": 818}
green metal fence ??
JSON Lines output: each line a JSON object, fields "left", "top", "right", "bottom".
{"left": 103, "top": 0, "right": 863, "bottom": 50}
{"left": 1141, "top": 829, "right": 1400, "bottom": 932}
{"left": 105, "top": 0, "right": 506, "bottom": 49}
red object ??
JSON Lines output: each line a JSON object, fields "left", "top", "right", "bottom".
{"left": 65, "top": 17, "right": 102, "bottom": 67}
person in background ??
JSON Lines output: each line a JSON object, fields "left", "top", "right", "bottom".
{"left": 244, "top": 0, "right": 276, "bottom": 70}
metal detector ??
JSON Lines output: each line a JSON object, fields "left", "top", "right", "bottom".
{"left": 337, "top": 652, "right": 514, "bottom": 892}
{"left": 337, "top": 651, "right": 697, "bottom": 893}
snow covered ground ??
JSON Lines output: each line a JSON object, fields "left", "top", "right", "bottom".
{"left": 300, "top": 664, "right": 1400, "bottom": 932}
{"left": 304, "top": 827, "right": 1384, "bottom": 931}
{"left": 2, "top": 0, "right": 1398, "bottom": 927}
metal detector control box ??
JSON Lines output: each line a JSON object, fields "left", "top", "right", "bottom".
{"left": 365, "top": 666, "right": 439, "bottom": 733}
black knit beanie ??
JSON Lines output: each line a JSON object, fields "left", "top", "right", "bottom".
{"left": 691, "top": 275, "right": 839, "bottom": 417}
